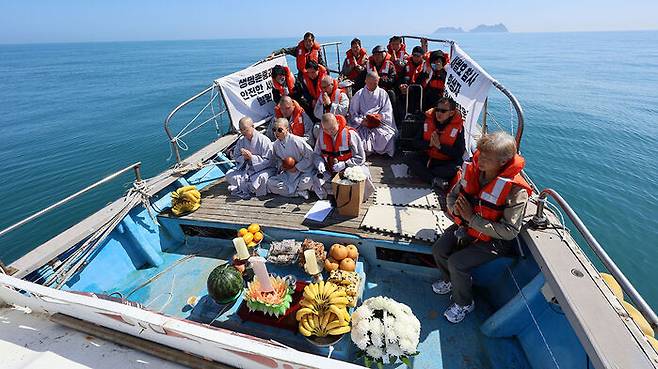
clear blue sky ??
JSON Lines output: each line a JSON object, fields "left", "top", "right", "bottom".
{"left": 1, "top": 0, "right": 657, "bottom": 44}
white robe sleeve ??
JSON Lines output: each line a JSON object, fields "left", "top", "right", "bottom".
{"left": 378, "top": 89, "right": 396, "bottom": 132}
{"left": 348, "top": 90, "right": 365, "bottom": 128}
{"left": 345, "top": 130, "right": 367, "bottom": 167}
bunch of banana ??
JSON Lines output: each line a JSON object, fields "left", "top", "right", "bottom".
{"left": 296, "top": 281, "right": 351, "bottom": 337}
{"left": 171, "top": 185, "right": 201, "bottom": 216}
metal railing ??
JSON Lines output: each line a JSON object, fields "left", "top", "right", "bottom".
{"left": 319, "top": 41, "right": 342, "bottom": 74}
{"left": 0, "top": 162, "right": 143, "bottom": 240}
{"left": 400, "top": 36, "right": 525, "bottom": 151}
{"left": 531, "top": 188, "right": 658, "bottom": 328}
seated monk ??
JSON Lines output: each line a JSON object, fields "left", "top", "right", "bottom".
{"left": 267, "top": 96, "right": 315, "bottom": 145}
{"left": 266, "top": 118, "right": 322, "bottom": 199}
{"left": 416, "top": 50, "right": 449, "bottom": 110}
{"left": 314, "top": 113, "right": 374, "bottom": 199}
{"left": 405, "top": 97, "right": 465, "bottom": 188}
{"left": 431, "top": 131, "right": 532, "bottom": 324}
{"left": 271, "top": 64, "right": 299, "bottom": 103}
{"left": 299, "top": 60, "right": 328, "bottom": 116}
{"left": 313, "top": 75, "right": 349, "bottom": 121}
{"left": 341, "top": 38, "right": 367, "bottom": 91}
{"left": 225, "top": 117, "right": 275, "bottom": 199}
{"left": 348, "top": 72, "right": 397, "bottom": 157}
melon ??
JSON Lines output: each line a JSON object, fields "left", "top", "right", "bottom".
{"left": 207, "top": 263, "right": 244, "bottom": 304}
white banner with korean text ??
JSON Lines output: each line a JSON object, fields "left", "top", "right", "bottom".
{"left": 215, "top": 56, "right": 287, "bottom": 130}
{"left": 445, "top": 44, "right": 495, "bottom": 156}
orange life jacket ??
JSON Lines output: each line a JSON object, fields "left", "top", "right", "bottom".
{"left": 320, "top": 114, "right": 354, "bottom": 164}
{"left": 272, "top": 66, "right": 296, "bottom": 97}
{"left": 387, "top": 43, "right": 408, "bottom": 73}
{"left": 423, "top": 109, "right": 464, "bottom": 161}
{"left": 275, "top": 100, "right": 305, "bottom": 137}
{"left": 453, "top": 151, "right": 533, "bottom": 242}
{"left": 366, "top": 54, "right": 395, "bottom": 77}
{"left": 345, "top": 48, "right": 367, "bottom": 80}
{"left": 296, "top": 40, "right": 321, "bottom": 74}
{"left": 404, "top": 53, "right": 426, "bottom": 83}
{"left": 302, "top": 64, "right": 328, "bottom": 104}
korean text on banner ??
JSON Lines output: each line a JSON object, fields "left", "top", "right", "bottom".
{"left": 445, "top": 44, "right": 495, "bottom": 155}
{"left": 215, "top": 56, "right": 288, "bottom": 130}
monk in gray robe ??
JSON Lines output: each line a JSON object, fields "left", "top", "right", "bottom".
{"left": 266, "top": 96, "right": 316, "bottom": 146}
{"left": 225, "top": 117, "right": 275, "bottom": 199}
{"left": 266, "top": 118, "right": 321, "bottom": 199}
{"left": 314, "top": 113, "right": 375, "bottom": 199}
{"left": 348, "top": 72, "right": 397, "bottom": 157}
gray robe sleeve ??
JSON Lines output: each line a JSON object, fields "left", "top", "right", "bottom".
{"left": 348, "top": 90, "right": 365, "bottom": 127}
{"left": 249, "top": 134, "right": 273, "bottom": 172}
{"left": 345, "top": 130, "right": 367, "bottom": 167}
{"left": 294, "top": 137, "right": 315, "bottom": 172}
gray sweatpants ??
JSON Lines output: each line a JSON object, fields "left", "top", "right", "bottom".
{"left": 431, "top": 224, "right": 503, "bottom": 306}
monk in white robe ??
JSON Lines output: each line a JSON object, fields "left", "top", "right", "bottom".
{"left": 313, "top": 75, "right": 349, "bottom": 120}
{"left": 314, "top": 113, "right": 375, "bottom": 200}
{"left": 348, "top": 72, "right": 397, "bottom": 157}
{"left": 225, "top": 117, "right": 275, "bottom": 199}
{"left": 266, "top": 118, "right": 321, "bottom": 199}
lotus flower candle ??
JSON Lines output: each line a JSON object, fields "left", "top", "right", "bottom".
{"left": 244, "top": 275, "right": 293, "bottom": 317}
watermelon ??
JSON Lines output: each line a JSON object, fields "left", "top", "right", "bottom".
{"left": 207, "top": 263, "right": 243, "bottom": 304}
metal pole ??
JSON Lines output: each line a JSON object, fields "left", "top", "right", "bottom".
{"left": 481, "top": 98, "right": 488, "bottom": 135}
{"left": 0, "top": 162, "right": 142, "bottom": 239}
{"left": 164, "top": 85, "right": 214, "bottom": 163}
{"left": 534, "top": 189, "right": 658, "bottom": 328}
{"left": 492, "top": 80, "right": 524, "bottom": 151}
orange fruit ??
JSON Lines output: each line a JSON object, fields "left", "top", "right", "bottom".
{"left": 237, "top": 228, "right": 248, "bottom": 237}
{"left": 346, "top": 244, "right": 359, "bottom": 260}
{"left": 247, "top": 241, "right": 257, "bottom": 248}
{"left": 242, "top": 232, "right": 254, "bottom": 244}
{"left": 253, "top": 231, "right": 263, "bottom": 242}
{"left": 330, "top": 244, "right": 348, "bottom": 261}
{"left": 339, "top": 258, "right": 356, "bottom": 272}
{"left": 248, "top": 223, "right": 260, "bottom": 233}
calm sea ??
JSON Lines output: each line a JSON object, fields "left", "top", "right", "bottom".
{"left": 1, "top": 32, "right": 657, "bottom": 308}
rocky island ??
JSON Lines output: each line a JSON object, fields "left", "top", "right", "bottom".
{"left": 433, "top": 23, "right": 508, "bottom": 34}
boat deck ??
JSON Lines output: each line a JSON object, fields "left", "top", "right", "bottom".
{"left": 166, "top": 154, "right": 443, "bottom": 244}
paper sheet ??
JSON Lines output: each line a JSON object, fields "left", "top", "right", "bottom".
{"left": 304, "top": 200, "right": 333, "bottom": 222}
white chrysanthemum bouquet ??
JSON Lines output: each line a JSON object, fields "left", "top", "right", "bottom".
{"left": 343, "top": 166, "right": 367, "bottom": 182}
{"left": 351, "top": 296, "right": 420, "bottom": 368}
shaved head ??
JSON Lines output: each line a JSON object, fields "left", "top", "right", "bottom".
{"left": 238, "top": 116, "right": 255, "bottom": 140}
{"left": 321, "top": 113, "right": 339, "bottom": 136}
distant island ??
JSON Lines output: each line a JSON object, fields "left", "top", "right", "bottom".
{"left": 433, "top": 23, "right": 509, "bottom": 34}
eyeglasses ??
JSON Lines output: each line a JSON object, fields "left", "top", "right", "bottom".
{"left": 435, "top": 108, "right": 451, "bottom": 114}
{"left": 272, "top": 127, "right": 285, "bottom": 133}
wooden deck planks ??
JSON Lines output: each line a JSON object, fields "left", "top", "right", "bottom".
{"left": 166, "top": 155, "right": 437, "bottom": 244}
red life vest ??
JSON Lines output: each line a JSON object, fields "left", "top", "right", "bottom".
{"left": 272, "top": 66, "right": 296, "bottom": 97}
{"left": 420, "top": 52, "right": 450, "bottom": 90}
{"left": 321, "top": 79, "right": 347, "bottom": 113}
{"left": 320, "top": 114, "right": 355, "bottom": 163}
{"left": 387, "top": 43, "right": 408, "bottom": 73}
{"left": 367, "top": 54, "right": 395, "bottom": 77}
{"left": 275, "top": 99, "right": 305, "bottom": 137}
{"left": 345, "top": 47, "right": 367, "bottom": 80}
{"left": 453, "top": 151, "right": 533, "bottom": 242}
{"left": 302, "top": 65, "right": 328, "bottom": 104}
{"left": 423, "top": 109, "right": 464, "bottom": 161}
{"left": 296, "top": 40, "right": 321, "bottom": 74}
{"left": 404, "top": 54, "right": 426, "bottom": 83}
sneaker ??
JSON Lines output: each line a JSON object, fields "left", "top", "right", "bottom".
{"left": 444, "top": 301, "right": 475, "bottom": 323}
{"left": 432, "top": 280, "right": 452, "bottom": 295}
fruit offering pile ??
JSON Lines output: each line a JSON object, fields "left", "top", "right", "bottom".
{"left": 298, "top": 239, "right": 327, "bottom": 270}
{"left": 327, "top": 269, "right": 361, "bottom": 307}
{"left": 237, "top": 223, "right": 263, "bottom": 248}
{"left": 324, "top": 244, "right": 359, "bottom": 272}
{"left": 266, "top": 239, "right": 302, "bottom": 264}
{"left": 296, "top": 281, "right": 351, "bottom": 337}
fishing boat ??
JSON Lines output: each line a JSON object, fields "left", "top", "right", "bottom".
{"left": 1, "top": 36, "right": 657, "bottom": 369}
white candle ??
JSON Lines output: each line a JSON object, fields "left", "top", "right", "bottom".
{"left": 233, "top": 237, "right": 250, "bottom": 260}
{"left": 304, "top": 249, "right": 320, "bottom": 275}
{"left": 250, "top": 257, "right": 274, "bottom": 292}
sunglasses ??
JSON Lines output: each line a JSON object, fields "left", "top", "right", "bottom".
{"left": 435, "top": 108, "right": 451, "bottom": 114}
{"left": 272, "top": 127, "right": 285, "bottom": 133}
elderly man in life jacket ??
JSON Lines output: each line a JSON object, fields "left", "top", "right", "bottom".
{"left": 266, "top": 118, "right": 321, "bottom": 199}
{"left": 271, "top": 32, "right": 325, "bottom": 80}
{"left": 416, "top": 50, "right": 449, "bottom": 110}
{"left": 431, "top": 131, "right": 532, "bottom": 324}
{"left": 313, "top": 75, "right": 349, "bottom": 121}
{"left": 299, "top": 60, "right": 328, "bottom": 118}
{"left": 366, "top": 45, "right": 397, "bottom": 91}
{"left": 348, "top": 72, "right": 397, "bottom": 157}
{"left": 225, "top": 117, "right": 276, "bottom": 199}
{"left": 314, "top": 113, "right": 375, "bottom": 199}
{"left": 267, "top": 96, "right": 315, "bottom": 145}
{"left": 406, "top": 97, "right": 465, "bottom": 189}
{"left": 341, "top": 38, "right": 368, "bottom": 91}
{"left": 271, "top": 65, "right": 299, "bottom": 104}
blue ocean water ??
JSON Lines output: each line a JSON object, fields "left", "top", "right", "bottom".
{"left": 1, "top": 32, "right": 657, "bottom": 309}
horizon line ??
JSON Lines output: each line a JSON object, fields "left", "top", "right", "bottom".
{"left": 1, "top": 28, "right": 656, "bottom": 46}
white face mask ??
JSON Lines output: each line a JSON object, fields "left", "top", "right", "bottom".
{"left": 277, "top": 76, "right": 285, "bottom": 84}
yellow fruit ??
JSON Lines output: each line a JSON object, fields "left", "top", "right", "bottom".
{"left": 253, "top": 231, "right": 263, "bottom": 242}
{"left": 242, "top": 232, "right": 254, "bottom": 244}
{"left": 247, "top": 241, "right": 257, "bottom": 248}
{"left": 237, "top": 228, "right": 248, "bottom": 237}
{"left": 248, "top": 223, "right": 260, "bottom": 233}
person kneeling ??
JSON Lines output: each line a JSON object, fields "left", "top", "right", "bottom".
{"left": 431, "top": 132, "right": 532, "bottom": 323}
{"left": 266, "top": 118, "right": 321, "bottom": 199}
